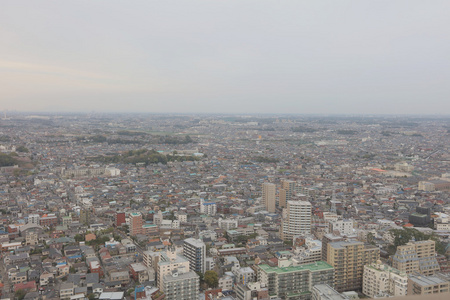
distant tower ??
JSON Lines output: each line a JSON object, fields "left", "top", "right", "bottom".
{"left": 262, "top": 182, "right": 276, "bottom": 213}
{"left": 331, "top": 189, "right": 337, "bottom": 214}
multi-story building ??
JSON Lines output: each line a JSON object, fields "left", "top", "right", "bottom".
{"left": 362, "top": 262, "right": 408, "bottom": 298}
{"left": 407, "top": 274, "right": 450, "bottom": 296}
{"left": 279, "top": 180, "right": 296, "bottom": 208}
{"left": 392, "top": 240, "right": 439, "bottom": 276}
{"left": 328, "top": 220, "right": 353, "bottom": 236}
{"left": 115, "top": 212, "right": 126, "bottom": 227}
{"left": 79, "top": 208, "right": 90, "bottom": 225}
{"left": 157, "top": 248, "right": 190, "bottom": 291}
{"left": 311, "top": 284, "right": 348, "bottom": 300}
{"left": 183, "top": 238, "right": 206, "bottom": 274}
{"left": 27, "top": 214, "right": 40, "bottom": 225}
{"left": 258, "top": 260, "right": 334, "bottom": 300}
{"left": 218, "top": 218, "right": 238, "bottom": 230}
{"left": 281, "top": 200, "right": 312, "bottom": 240}
{"left": 326, "top": 240, "right": 380, "bottom": 292}
{"left": 200, "top": 199, "right": 217, "bottom": 216}
{"left": 262, "top": 182, "right": 276, "bottom": 213}
{"left": 163, "top": 268, "right": 199, "bottom": 300}
{"left": 321, "top": 234, "right": 344, "bottom": 261}
{"left": 129, "top": 212, "right": 143, "bottom": 236}
{"left": 143, "top": 250, "right": 161, "bottom": 272}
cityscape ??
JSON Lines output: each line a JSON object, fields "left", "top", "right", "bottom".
{"left": 0, "top": 113, "right": 448, "bottom": 300}
{"left": 2, "top": 1, "right": 450, "bottom": 300}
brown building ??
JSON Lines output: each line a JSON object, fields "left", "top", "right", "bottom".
{"left": 327, "top": 240, "right": 380, "bottom": 292}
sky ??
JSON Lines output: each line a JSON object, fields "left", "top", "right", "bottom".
{"left": 1, "top": 1, "right": 450, "bottom": 115}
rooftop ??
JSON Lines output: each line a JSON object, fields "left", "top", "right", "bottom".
{"left": 258, "top": 261, "right": 334, "bottom": 274}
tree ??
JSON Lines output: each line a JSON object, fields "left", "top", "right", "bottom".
{"left": 74, "top": 234, "right": 84, "bottom": 242}
{"left": 16, "top": 145, "right": 29, "bottom": 153}
{"left": 367, "top": 232, "right": 375, "bottom": 245}
{"left": 204, "top": 270, "right": 218, "bottom": 288}
{"left": 15, "top": 289, "right": 26, "bottom": 300}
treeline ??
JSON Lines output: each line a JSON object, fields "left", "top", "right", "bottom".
{"left": 292, "top": 126, "right": 319, "bottom": 133}
{"left": 88, "top": 149, "right": 200, "bottom": 165}
{"left": 252, "top": 156, "right": 279, "bottom": 163}
{"left": 159, "top": 135, "right": 194, "bottom": 144}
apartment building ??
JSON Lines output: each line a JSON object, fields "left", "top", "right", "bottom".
{"left": 279, "top": 180, "right": 296, "bottom": 208}
{"left": 362, "top": 262, "right": 408, "bottom": 298}
{"left": 327, "top": 241, "right": 380, "bottom": 292}
{"left": 129, "top": 212, "right": 143, "bottom": 236}
{"left": 258, "top": 260, "right": 334, "bottom": 300}
{"left": 281, "top": 200, "right": 312, "bottom": 240}
{"left": 183, "top": 238, "right": 206, "bottom": 274}
{"left": 163, "top": 269, "right": 199, "bottom": 300}
{"left": 262, "top": 182, "right": 276, "bottom": 213}
{"left": 157, "top": 248, "right": 190, "bottom": 291}
{"left": 392, "top": 240, "right": 439, "bottom": 276}
{"left": 407, "top": 274, "right": 450, "bottom": 296}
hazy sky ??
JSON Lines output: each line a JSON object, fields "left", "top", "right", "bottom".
{"left": 1, "top": 1, "right": 450, "bottom": 114}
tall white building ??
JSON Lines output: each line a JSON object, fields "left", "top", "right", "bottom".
{"left": 281, "top": 200, "right": 312, "bottom": 240}
{"left": 363, "top": 262, "right": 408, "bottom": 298}
{"left": 262, "top": 182, "right": 276, "bottom": 213}
{"left": 183, "top": 238, "right": 206, "bottom": 274}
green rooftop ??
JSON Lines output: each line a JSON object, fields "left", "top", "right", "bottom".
{"left": 258, "top": 261, "right": 333, "bottom": 273}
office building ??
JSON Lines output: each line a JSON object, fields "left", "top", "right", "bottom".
{"left": 262, "top": 182, "right": 276, "bottom": 213}
{"left": 281, "top": 200, "right": 312, "bottom": 240}
{"left": 129, "top": 212, "right": 143, "bottom": 236}
{"left": 327, "top": 240, "right": 380, "bottom": 292}
{"left": 279, "top": 180, "right": 296, "bottom": 208}
{"left": 183, "top": 238, "right": 206, "bottom": 274}
{"left": 392, "top": 240, "right": 439, "bottom": 276}
{"left": 27, "top": 214, "right": 40, "bottom": 225}
{"left": 362, "top": 262, "right": 408, "bottom": 298}
{"left": 258, "top": 260, "right": 334, "bottom": 300}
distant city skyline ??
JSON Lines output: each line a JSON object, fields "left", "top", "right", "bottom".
{"left": 1, "top": 1, "right": 450, "bottom": 115}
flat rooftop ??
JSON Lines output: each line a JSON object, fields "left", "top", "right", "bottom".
{"left": 259, "top": 261, "right": 333, "bottom": 274}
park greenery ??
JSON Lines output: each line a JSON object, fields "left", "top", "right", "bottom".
{"left": 0, "top": 152, "right": 18, "bottom": 167}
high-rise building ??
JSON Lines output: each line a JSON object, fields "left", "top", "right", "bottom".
{"left": 279, "top": 180, "right": 296, "bottom": 208}
{"left": 163, "top": 268, "right": 199, "bottom": 300}
{"left": 115, "top": 212, "right": 126, "bottom": 227}
{"left": 321, "top": 234, "right": 344, "bottom": 261}
{"left": 257, "top": 260, "right": 334, "bottom": 299}
{"left": 157, "top": 248, "right": 190, "bottom": 291}
{"left": 183, "top": 238, "right": 206, "bottom": 274}
{"left": 392, "top": 240, "right": 439, "bottom": 276}
{"left": 326, "top": 240, "right": 380, "bottom": 292}
{"left": 262, "top": 182, "right": 276, "bottom": 213}
{"left": 129, "top": 212, "right": 143, "bottom": 236}
{"left": 362, "top": 262, "right": 408, "bottom": 298}
{"left": 281, "top": 200, "right": 312, "bottom": 240}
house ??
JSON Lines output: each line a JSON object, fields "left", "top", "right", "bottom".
{"left": 59, "top": 282, "right": 74, "bottom": 299}
{"left": 39, "top": 271, "right": 54, "bottom": 286}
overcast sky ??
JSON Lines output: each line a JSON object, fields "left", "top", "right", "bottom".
{"left": 1, "top": 1, "right": 449, "bottom": 115}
